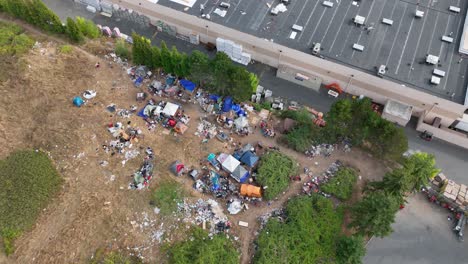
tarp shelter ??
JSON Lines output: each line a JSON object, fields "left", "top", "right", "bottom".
{"left": 166, "top": 76, "right": 176, "bottom": 85}
{"left": 162, "top": 102, "right": 179, "bottom": 117}
{"left": 222, "top": 96, "right": 233, "bottom": 112}
{"left": 231, "top": 165, "right": 250, "bottom": 183}
{"left": 234, "top": 116, "right": 248, "bottom": 129}
{"left": 217, "top": 153, "right": 229, "bottom": 164}
{"left": 170, "top": 160, "right": 185, "bottom": 176}
{"left": 221, "top": 155, "right": 240, "bottom": 173}
{"left": 180, "top": 79, "right": 196, "bottom": 92}
{"left": 240, "top": 151, "right": 259, "bottom": 168}
{"left": 164, "top": 86, "right": 179, "bottom": 96}
{"left": 73, "top": 96, "right": 84, "bottom": 107}
{"left": 140, "top": 105, "right": 162, "bottom": 118}
{"left": 210, "top": 170, "right": 220, "bottom": 191}
{"left": 135, "top": 66, "right": 148, "bottom": 77}
{"left": 175, "top": 122, "right": 188, "bottom": 134}
{"left": 209, "top": 94, "right": 221, "bottom": 102}
{"left": 134, "top": 76, "right": 143, "bottom": 87}
{"left": 240, "top": 184, "right": 262, "bottom": 198}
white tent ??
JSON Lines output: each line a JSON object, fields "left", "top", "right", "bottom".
{"left": 221, "top": 155, "right": 240, "bottom": 173}
{"left": 162, "top": 102, "right": 179, "bottom": 117}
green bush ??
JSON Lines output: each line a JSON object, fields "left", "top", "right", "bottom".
{"left": 167, "top": 228, "right": 239, "bottom": 264}
{"left": 59, "top": 44, "right": 73, "bottom": 54}
{"left": 0, "top": 22, "right": 33, "bottom": 55}
{"left": 321, "top": 167, "right": 358, "bottom": 200}
{"left": 65, "top": 17, "right": 84, "bottom": 43}
{"left": 256, "top": 151, "right": 296, "bottom": 200}
{"left": 336, "top": 235, "right": 366, "bottom": 264}
{"left": 1, "top": 228, "right": 19, "bottom": 256}
{"left": 115, "top": 39, "right": 130, "bottom": 59}
{"left": 254, "top": 195, "right": 344, "bottom": 263}
{"left": 150, "top": 181, "right": 184, "bottom": 215}
{"left": 75, "top": 17, "right": 100, "bottom": 39}
{"left": 0, "top": 150, "right": 63, "bottom": 254}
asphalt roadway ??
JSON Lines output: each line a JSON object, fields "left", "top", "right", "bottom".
{"left": 42, "top": 2, "right": 468, "bottom": 262}
{"left": 158, "top": 0, "right": 468, "bottom": 103}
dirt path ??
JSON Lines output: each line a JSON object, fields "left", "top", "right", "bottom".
{"left": 0, "top": 17, "right": 390, "bottom": 264}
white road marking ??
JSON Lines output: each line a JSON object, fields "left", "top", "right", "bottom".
{"left": 441, "top": 0, "right": 462, "bottom": 93}
{"left": 426, "top": 11, "right": 440, "bottom": 55}
{"left": 395, "top": 14, "right": 416, "bottom": 74}
{"left": 304, "top": 8, "right": 327, "bottom": 43}
{"left": 295, "top": 0, "right": 321, "bottom": 40}
{"left": 385, "top": 3, "right": 408, "bottom": 66}
{"left": 226, "top": 0, "right": 245, "bottom": 23}
{"left": 351, "top": 0, "right": 378, "bottom": 59}
{"left": 371, "top": 0, "right": 397, "bottom": 67}
{"left": 319, "top": 0, "right": 344, "bottom": 43}
{"left": 406, "top": 8, "right": 430, "bottom": 79}
{"left": 329, "top": 0, "right": 355, "bottom": 52}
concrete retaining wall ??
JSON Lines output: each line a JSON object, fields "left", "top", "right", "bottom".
{"left": 417, "top": 116, "right": 468, "bottom": 149}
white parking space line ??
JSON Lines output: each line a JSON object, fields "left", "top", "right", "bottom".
{"left": 329, "top": 1, "right": 354, "bottom": 52}
{"left": 371, "top": 1, "right": 398, "bottom": 67}
{"left": 295, "top": 0, "right": 321, "bottom": 39}
{"left": 225, "top": 0, "right": 245, "bottom": 23}
{"left": 303, "top": 8, "right": 327, "bottom": 43}
{"left": 441, "top": 16, "right": 463, "bottom": 92}
{"left": 319, "top": 0, "right": 344, "bottom": 44}
{"left": 275, "top": 0, "right": 302, "bottom": 35}
{"left": 351, "top": 0, "right": 379, "bottom": 59}
{"left": 249, "top": 5, "right": 270, "bottom": 31}
{"left": 426, "top": 11, "right": 440, "bottom": 55}
{"left": 395, "top": 13, "right": 416, "bottom": 74}
{"left": 292, "top": 0, "right": 314, "bottom": 27}
{"left": 406, "top": 8, "right": 430, "bottom": 78}
{"left": 385, "top": 3, "right": 408, "bottom": 66}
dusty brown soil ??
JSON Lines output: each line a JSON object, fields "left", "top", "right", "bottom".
{"left": 0, "top": 19, "right": 389, "bottom": 264}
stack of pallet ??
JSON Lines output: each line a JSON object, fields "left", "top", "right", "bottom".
{"left": 216, "top": 38, "right": 251, "bottom": 65}
{"left": 456, "top": 184, "right": 468, "bottom": 206}
{"left": 443, "top": 180, "right": 458, "bottom": 201}
{"left": 432, "top": 173, "right": 447, "bottom": 188}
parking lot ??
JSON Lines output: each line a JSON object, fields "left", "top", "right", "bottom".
{"left": 158, "top": 0, "right": 468, "bottom": 103}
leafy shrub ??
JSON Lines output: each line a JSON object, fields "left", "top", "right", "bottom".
{"left": 254, "top": 195, "right": 344, "bottom": 263}
{"left": 65, "top": 17, "right": 84, "bottom": 43}
{"left": 59, "top": 45, "right": 73, "bottom": 54}
{"left": 0, "top": 150, "right": 63, "bottom": 254}
{"left": 150, "top": 181, "right": 184, "bottom": 215}
{"left": 115, "top": 39, "right": 130, "bottom": 59}
{"left": 321, "top": 167, "right": 357, "bottom": 200}
{"left": 336, "top": 235, "right": 366, "bottom": 264}
{"left": 1, "top": 228, "right": 19, "bottom": 256}
{"left": 75, "top": 17, "right": 100, "bottom": 39}
{"left": 256, "top": 151, "right": 296, "bottom": 200}
{"left": 0, "top": 22, "right": 33, "bottom": 55}
{"left": 167, "top": 228, "right": 239, "bottom": 264}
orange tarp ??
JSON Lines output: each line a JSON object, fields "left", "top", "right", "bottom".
{"left": 240, "top": 184, "right": 262, "bottom": 198}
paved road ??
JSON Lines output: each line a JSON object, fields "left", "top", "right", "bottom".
{"left": 364, "top": 193, "right": 468, "bottom": 264}
{"left": 44, "top": 0, "right": 468, "bottom": 185}
{"left": 156, "top": 0, "right": 468, "bottom": 103}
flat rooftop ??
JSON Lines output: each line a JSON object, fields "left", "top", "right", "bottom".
{"left": 156, "top": 0, "right": 468, "bottom": 103}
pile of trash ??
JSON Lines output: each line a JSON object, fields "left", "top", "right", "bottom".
{"left": 196, "top": 119, "right": 218, "bottom": 139}
{"left": 258, "top": 208, "right": 286, "bottom": 229}
{"left": 304, "top": 144, "right": 336, "bottom": 158}
{"left": 104, "top": 52, "right": 128, "bottom": 67}
{"left": 193, "top": 170, "right": 237, "bottom": 199}
{"left": 177, "top": 199, "right": 231, "bottom": 235}
{"left": 129, "top": 156, "right": 154, "bottom": 190}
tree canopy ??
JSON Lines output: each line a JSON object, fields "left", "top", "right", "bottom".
{"left": 256, "top": 151, "right": 297, "bottom": 200}
{"left": 65, "top": 17, "right": 83, "bottom": 43}
{"left": 167, "top": 228, "right": 239, "bottom": 264}
{"left": 321, "top": 167, "right": 358, "bottom": 200}
{"left": 254, "top": 195, "right": 345, "bottom": 264}
{"left": 350, "top": 190, "right": 399, "bottom": 237}
{"left": 336, "top": 235, "right": 366, "bottom": 264}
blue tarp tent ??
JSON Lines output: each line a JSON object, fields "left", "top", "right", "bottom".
{"left": 232, "top": 104, "right": 241, "bottom": 112}
{"left": 222, "top": 96, "right": 233, "bottom": 112}
{"left": 166, "top": 76, "right": 176, "bottom": 85}
{"left": 73, "top": 96, "right": 84, "bottom": 107}
{"left": 134, "top": 76, "right": 143, "bottom": 87}
{"left": 180, "top": 79, "right": 196, "bottom": 92}
{"left": 209, "top": 94, "right": 221, "bottom": 102}
{"left": 240, "top": 151, "right": 259, "bottom": 168}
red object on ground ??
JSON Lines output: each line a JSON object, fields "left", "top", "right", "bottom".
{"left": 399, "top": 204, "right": 405, "bottom": 210}
{"left": 324, "top": 82, "right": 343, "bottom": 94}
{"left": 429, "top": 195, "right": 437, "bottom": 202}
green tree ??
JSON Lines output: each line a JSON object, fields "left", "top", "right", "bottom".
{"left": 188, "top": 50, "right": 210, "bottom": 85}
{"left": 115, "top": 39, "right": 130, "bottom": 59}
{"left": 150, "top": 46, "right": 161, "bottom": 69}
{"left": 256, "top": 151, "right": 297, "bottom": 199}
{"left": 324, "top": 99, "right": 353, "bottom": 141}
{"left": 160, "top": 41, "right": 173, "bottom": 73}
{"left": 336, "top": 235, "right": 366, "bottom": 264}
{"left": 368, "top": 168, "right": 412, "bottom": 197}
{"left": 209, "top": 52, "right": 232, "bottom": 94}
{"left": 171, "top": 46, "right": 189, "bottom": 77}
{"left": 167, "top": 228, "right": 239, "bottom": 264}
{"left": 75, "top": 16, "right": 100, "bottom": 39}
{"left": 404, "top": 152, "right": 440, "bottom": 190}
{"left": 131, "top": 33, "right": 143, "bottom": 65}
{"left": 65, "top": 17, "right": 83, "bottom": 43}
{"left": 350, "top": 191, "right": 399, "bottom": 237}
{"left": 255, "top": 195, "right": 344, "bottom": 263}
{"left": 321, "top": 167, "right": 357, "bottom": 200}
